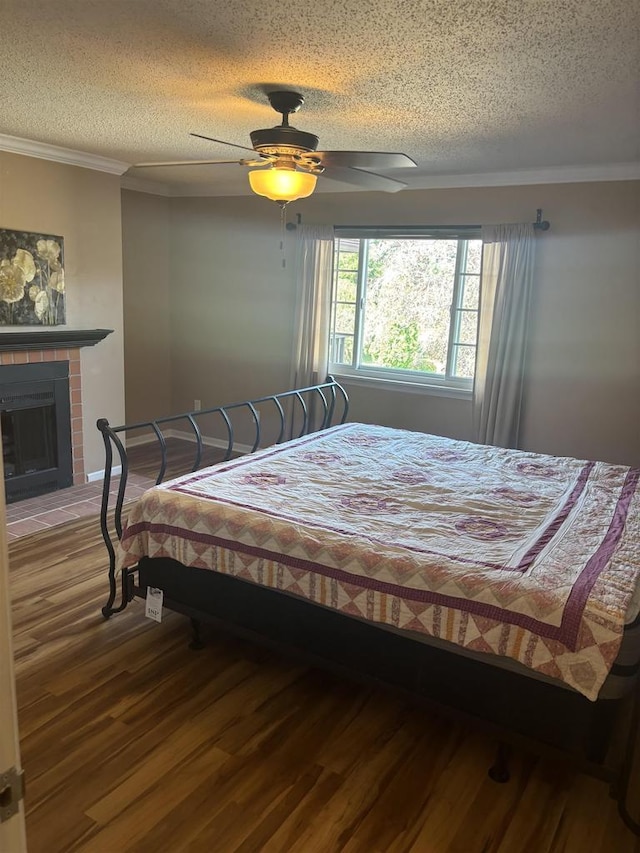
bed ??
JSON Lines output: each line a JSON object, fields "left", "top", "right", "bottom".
{"left": 97, "top": 377, "right": 640, "bottom": 833}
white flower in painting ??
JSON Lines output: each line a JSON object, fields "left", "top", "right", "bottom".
{"left": 28, "top": 284, "right": 39, "bottom": 301}
{"left": 0, "top": 259, "right": 26, "bottom": 303}
{"left": 36, "top": 239, "right": 61, "bottom": 264}
{"left": 12, "top": 249, "right": 36, "bottom": 282}
{"left": 49, "top": 269, "right": 65, "bottom": 293}
{"left": 34, "top": 290, "right": 50, "bottom": 320}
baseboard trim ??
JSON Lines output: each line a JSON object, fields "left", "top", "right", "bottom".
{"left": 86, "top": 465, "right": 122, "bottom": 483}
{"left": 89, "top": 430, "right": 253, "bottom": 482}
{"left": 122, "top": 429, "right": 253, "bottom": 456}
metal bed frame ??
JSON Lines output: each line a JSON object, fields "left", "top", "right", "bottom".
{"left": 97, "top": 377, "right": 349, "bottom": 620}
{"left": 96, "top": 376, "right": 640, "bottom": 835}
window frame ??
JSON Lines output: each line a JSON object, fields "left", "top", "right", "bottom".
{"left": 328, "top": 226, "right": 482, "bottom": 395}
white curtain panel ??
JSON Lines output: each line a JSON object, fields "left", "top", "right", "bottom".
{"left": 290, "top": 224, "right": 335, "bottom": 390}
{"left": 473, "top": 222, "right": 536, "bottom": 448}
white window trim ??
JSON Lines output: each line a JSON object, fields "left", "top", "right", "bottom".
{"left": 330, "top": 228, "right": 481, "bottom": 397}
{"left": 329, "top": 365, "right": 473, "bottom": 399}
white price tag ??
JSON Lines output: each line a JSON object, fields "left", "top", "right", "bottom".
{"left": 145, "top": 587, "right": 164, "bottom": 622}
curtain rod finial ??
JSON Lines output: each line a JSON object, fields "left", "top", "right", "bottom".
{"left": 286, "top": 212, "right": 303, "bottom": 231}
{"left": 535, "top": 208, "right": 550, "bottom": 231}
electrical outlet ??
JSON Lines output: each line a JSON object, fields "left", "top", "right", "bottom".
{"left": 194, "top": 399, "right": 201, "bottom": 411}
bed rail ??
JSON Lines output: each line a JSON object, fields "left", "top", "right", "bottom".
{"left": 96, "top": 376, "right": 349, "bottom": 618}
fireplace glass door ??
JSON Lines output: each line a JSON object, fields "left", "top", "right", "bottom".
{"left": 0, "top": 361, "right": 73, "bottom": 503}
{"left": 2, "top": 405, "right": 58, "bottom": 479}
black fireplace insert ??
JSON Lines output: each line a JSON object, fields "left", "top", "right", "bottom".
{"left": 0, "top": 361, "right": 73, "bottom": 503}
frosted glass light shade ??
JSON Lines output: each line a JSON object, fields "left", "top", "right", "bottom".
{"left": 248, "top": 168, "right": 317, "bottom": 202}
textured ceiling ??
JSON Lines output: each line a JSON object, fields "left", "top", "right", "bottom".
{"left": 1, "top": 0, "right": 638, "bottom": 194}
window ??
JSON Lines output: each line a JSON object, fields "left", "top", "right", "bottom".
{"left": 329, "top": 229, "right": 482, "bottom": 392}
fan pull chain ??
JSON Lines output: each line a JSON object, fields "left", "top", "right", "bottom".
{"left": 279, "top": 202, "right": 287, "bottom": 268}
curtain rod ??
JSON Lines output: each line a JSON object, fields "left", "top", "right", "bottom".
{"left": 286, "top": 209, "right": 551, "bottom": 232}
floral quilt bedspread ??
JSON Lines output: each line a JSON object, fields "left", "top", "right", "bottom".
{"left": 118, "top": 423, "right": 640, "bottom": 699}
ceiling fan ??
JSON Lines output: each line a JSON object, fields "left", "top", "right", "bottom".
{"left": 134, "top": 91, "right": 417, "bottom": 205}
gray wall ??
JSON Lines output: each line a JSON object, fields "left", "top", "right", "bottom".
{"left": 0, "top": 152, "right": 125, "bottom": 476}
{"left": 121, "top": 190, "right": 172, "bottom": 423}
{"left": 121, "top": 180, "right": 640, "bottom": 466}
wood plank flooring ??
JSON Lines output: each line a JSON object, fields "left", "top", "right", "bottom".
{"left": 9, "top": 515, "right": 640, "bottom": 852}
{"left": 125, "top": 436, "right": 235, "bottom": 483}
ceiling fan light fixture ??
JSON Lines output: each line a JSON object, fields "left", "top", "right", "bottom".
{"left": 248, "top": 167, "right": 317, "bottom": 204}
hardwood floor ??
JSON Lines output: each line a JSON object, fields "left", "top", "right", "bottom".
{"left": 9, "top": 515, "right": 640, "bottom": 852}
{"left": 126, "top": 436, "right": 236, "bottom": 483}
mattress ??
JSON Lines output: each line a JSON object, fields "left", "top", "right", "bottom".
{"left": 118, "top": 423, "right": 640, "bottom": 700}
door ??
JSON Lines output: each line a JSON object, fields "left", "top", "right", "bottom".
{"left": 0, "top": 443, "right": 27, "bottom": 851}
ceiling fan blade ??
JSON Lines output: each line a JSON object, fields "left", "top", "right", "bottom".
{"left": 313, "top": 151, "right": 417, "bottom": 170}
{"left": 320, "top": 166, "right": 407, "bottom": 193}
{"left": 133, "top": 159, "right": 243, "bottom": 168}
{"left": 190, "top": 132, "right": 264, "bottom": 156}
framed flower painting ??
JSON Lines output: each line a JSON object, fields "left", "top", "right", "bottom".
{"left": 0, "top": 228, "right": 65, "bottom": 325}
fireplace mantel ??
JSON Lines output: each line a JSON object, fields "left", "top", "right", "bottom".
{"left": 0, "top": 329, "right": 112, "bottom": 352}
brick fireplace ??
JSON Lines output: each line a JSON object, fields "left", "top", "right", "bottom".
{"left": 0, "top": 329, "right": 111, "bottom": 501}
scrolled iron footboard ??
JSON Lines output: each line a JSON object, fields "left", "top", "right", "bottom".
{"left": 96, "top": 376, "right": 349, "bottom": 619}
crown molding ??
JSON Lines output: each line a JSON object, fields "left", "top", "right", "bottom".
{"left": 120, "top": 175, "right": 172, "bottom": 196}
{"left": 1, "top": 132, "right": 637, "bottom": 191}
{"left": 0, "top": 133, "right": 129, "bottom": 175}
{"left": 407, "top": 162, "right": 640, "bottom": 190}
{"left": 120, "top": 160, "right": 640, "bottom": 198}
{"left": 121, "top": 174, "right": 240, "bottom": 197}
